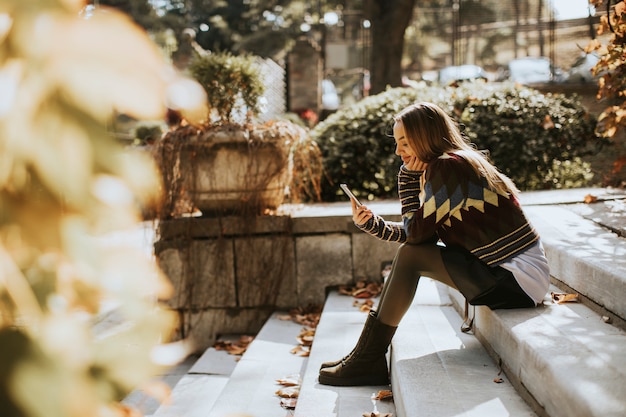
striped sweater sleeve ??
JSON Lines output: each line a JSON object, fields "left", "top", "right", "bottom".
{"left": 357, "top": 213, "right": 406, "bottom": 243}
{"left": 355, "top": 165, "right": 424, "bottom": 243}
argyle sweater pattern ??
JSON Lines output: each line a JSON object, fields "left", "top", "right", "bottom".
{"left": 358, "top": 152, "right": 539, "bottom": 266}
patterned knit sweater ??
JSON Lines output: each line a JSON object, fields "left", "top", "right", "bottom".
{"left": 358, "top": 152, "right": 539, "bottom": 266}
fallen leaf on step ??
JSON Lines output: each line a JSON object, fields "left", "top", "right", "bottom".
{"left": 290, "top": 345, "right": 310, "bottom": 357}
{"left": 276, "top": 386, "right": 300, "bottom": 398}
{"left": 214, "top": 335, "right": 254, "bottom": 356}
{"left": 551, "top": 292, "right": 579, "bottom": 304}
{"left": 296, "top": 328, "right": 316, "bottom": 346}
{"left": 353, "top": 298, "right": 374, "bottom": 312}
{"left": 372, "top": 390, "right": 393, "bottom": 401}
{"left": 276, "top": 374, "right": 301, "bottom": 387}
{"left": 280, "top": 398, "right": 298, "bottom": 409}
{"left": 362, "top": 412, "right": 393, "bottom": 417}
{"left": 583, "top": 194, "right": 598, "bottom": 204}
{"left": 602, "top": 315, "right": 612, "bottom": 324}
{"left": 493, "top": 377, "right": 504, "bottom": 383}
{"left": 338, "top": 279, "right": 383, "bottom": 298}
{"left": 288, "top": 305, "right": 322, "bottom": 328}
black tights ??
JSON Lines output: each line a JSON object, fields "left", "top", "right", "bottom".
{"left": 376, "top": 243, "right": 457, "bottom": 327}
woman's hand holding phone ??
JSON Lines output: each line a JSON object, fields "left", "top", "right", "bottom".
{"left": 340, "top": 184, "right": 372, "bottom": 226}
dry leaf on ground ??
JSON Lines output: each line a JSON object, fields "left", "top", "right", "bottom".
{"left": 339, "top": 280, "right": 383, "bottom": 298}
{"left": 276, "top": 374, "right": 301, "bottom": 387}
{"left": 372, "top": 390, "right": 393, "bottom": 401}
{"left": 494, "top": 377, "right": 504, "bottom": 383}
{"left": 583, "top": 194, "right": 598, "bottom": 204}
{"left": 214, "top": 335, "right": 254, "bottom": 356}
{"left": 362, "top": 412, "right": 393, "bottom": 417}
{"left": 290, "top": 345, "right": 310, "bottom": 357}
{"left": 551, "top": 292, "right": 579, "bottom": 304}
{"left": 353, "top": 299, "right": 375, "bottom": 312}
{"left": 280, "top": 398, "right": 298, "bottom": 409}
{"left": 288, "top": 305, "right": 322, "bottom": 328}
{"left": 297, "top": 328, "right": 316, "bottom": 346}
{"left": 276, "top": 386, "right": 300, "bottom": 398}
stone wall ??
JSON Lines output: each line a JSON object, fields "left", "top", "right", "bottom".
{"left": 155, "top": 201, "right": 402, "bottom": 351}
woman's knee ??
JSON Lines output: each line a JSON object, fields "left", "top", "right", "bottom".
{"left": 394, "top": 243, "right": 440, "bottom": 268}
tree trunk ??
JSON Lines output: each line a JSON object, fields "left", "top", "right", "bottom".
{"left": 365, "top": 0, "right": 416, "bottom": 95}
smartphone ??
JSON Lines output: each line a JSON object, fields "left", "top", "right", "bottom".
{"left": 340, "top": 184, "right": 362, "bottom": 207}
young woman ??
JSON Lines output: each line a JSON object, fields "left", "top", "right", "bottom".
{"left": 318, "top": 102, "right": 550, "bottom": 387}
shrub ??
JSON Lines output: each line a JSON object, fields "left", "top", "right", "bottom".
{"left": 311, "top": 83, "right": 452, "bottom": 202}
{"left": 188, "top": 52, "right": 265, "bottom": 124}
{"left": 455, "top": 83, "right": 606, "bottom": 190}
{"left": 311, "top": 81, "right": 605, "bottom": 201}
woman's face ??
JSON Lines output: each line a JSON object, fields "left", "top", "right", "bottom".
{"left": 393, "top": 120, "right": 418, "bottom": 165}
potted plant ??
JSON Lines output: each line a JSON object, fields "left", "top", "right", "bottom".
{"left": 155, "top": 52, "right": 315, "bottom": 217}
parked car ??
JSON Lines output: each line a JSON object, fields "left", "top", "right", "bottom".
{"left": 438, "top": 64, "right": 488, "bottom": 85}
{"left": 566, "top": 52, "right": 600, "bottom": 83}
{"left": 507, "top": 57, "right": 565, "bottom": 84}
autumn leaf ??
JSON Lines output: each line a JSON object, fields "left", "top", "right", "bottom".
{"left": 338, "top": 279, "right": 384, "bottom": 299}
{"left": 353, "top": 298, "right": 375, "bottom": 312}
{"left": 288, "top": 305, "right": 322, "bottom": 328}
{"left": 275, "top": 386, "right": 300, "bottom": 398}
{"left": 290, "top": 345, "right": 310, "bottom": 357}
{"left": 584, "top": 194, "right": 598, "bottom": 204}
{"left": 362, "top": 412, "right": 393, "bottom": 417}
{"left": 276, "top": 374, "right": 301, "bottom": 387}
{"left": 551, "top": 292, "right": 579, "bottom": 304}
{"left": 494, "top": 377, "right": 504, "bottom": 383}
{"left": 372, "top": 390, "right": 393, "bottom": 401}
{"left": 280, "top": 398, "right": 298, "bottom": 409}
{"left": 214, "top": 335, "right": 254, "bottom": 355}
{"left": 296, "top": 328, "right": 316, "bottom": 346}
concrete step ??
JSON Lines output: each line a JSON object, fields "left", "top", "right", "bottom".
{"left": 151, "top": 345, "right": 238, "bottom": 417}
{"left": 448, "top": 283, "right": 626, "bottom": 417}
{"left": 296, "top": 280, "right": 535, "bottom": 417}
{"left": 523, "top": 201, "right": 626, "bottom": 326}
{"left": 205, "top": 312, "right": 308, "bottom": 417}
{"left": 151, "top": 311, "right": 309, "bottom": 417}
{"left": 391, "top": 285, "right": 536, "bottom": 417}
{"left": 439, "top": 189, "right": 626, "bottom": 417}
{"left": 294, "top": 291, "right": 397, "bottom": 417}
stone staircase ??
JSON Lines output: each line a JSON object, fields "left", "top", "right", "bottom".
{"left": 128, "top": 188, "right": 626, "bottom": 417}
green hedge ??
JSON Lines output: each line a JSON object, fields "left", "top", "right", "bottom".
{"left": 311, "top": 81, "right": 606, "bottom": 202}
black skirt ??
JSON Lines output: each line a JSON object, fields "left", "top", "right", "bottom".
{"left": 441, "top": 245, "right": 536, "bottom": 310}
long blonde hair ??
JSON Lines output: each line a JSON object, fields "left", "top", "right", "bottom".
{"left": 394, "top": 102, "right": 519, "bottom": 197}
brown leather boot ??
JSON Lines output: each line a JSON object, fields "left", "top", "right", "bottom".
{"left": 320, "top": 310, "right": 377, "bottom": 369}
{"left": 318, "top": 311, "right": 397, "bottom": 386}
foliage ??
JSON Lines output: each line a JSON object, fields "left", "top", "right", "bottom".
{"left": 0, "top": 2, "right": 205, "bottom": 416}
{"left": 311, "top": 81, "right": 603, "bottom": 201}
{"left": 587, "top": 0, "right": 626, "bottom": 186}
{"left": 455, "top": 83, "right": 605, "bottom": 190}
{"left": 188, "top": 51, "right": 265, "bottom": 124}
{"left": 311, "top": 83, "right": 446, "bottom": 202}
